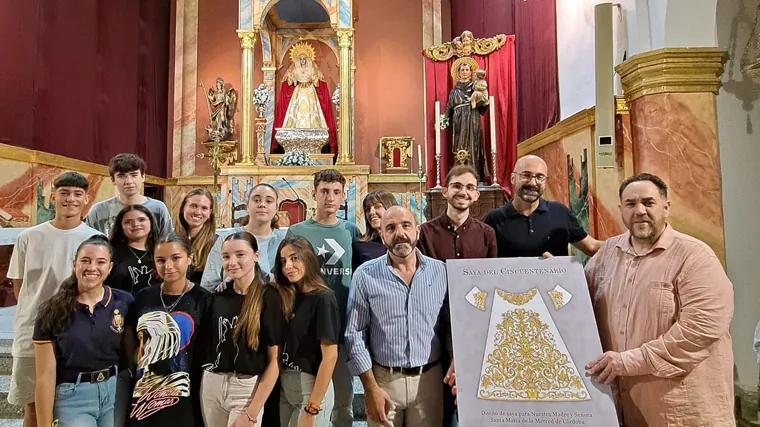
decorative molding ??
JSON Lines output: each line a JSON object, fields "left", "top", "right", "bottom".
{"left": 237, "top": 29, "right": 258, "bottom": 49}
{"left": 0, "top": 143, "right": 167, "bottom": 185}
{"left": 615, "top": 95, "right": 629, "bottom": 113}
{"left": 423, "top": 31, "right": 507, "bottom": 61}
{"left": 368, "top": 174, "right": 425, "bottom": 184}
{"left": 168, "top": 176, "right": 215, "bottom": 186}
{"left": 616, "top": 48, "right": 728, "bottom": 102}
{"left": 220, "top": 164, "right": 370, "bottom": 176}
{"left": 518, "top": 108, "right": 596, "bottom": 156}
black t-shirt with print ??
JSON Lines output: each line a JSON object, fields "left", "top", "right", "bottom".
{"left": 126, "top": 284, "right": 210, "bottom": 427}
{"left": 281, "top": 289, "right": 340, "bottom": 376}
{"left": 106, "top": 245, "right": 160, "bottom": 297}
{"left": 201, "top": 283, "right": 285, "bottom": 375}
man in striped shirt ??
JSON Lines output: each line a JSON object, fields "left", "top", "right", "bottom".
{"left": 345, "top": 206, "right": 448, "bottom": 427}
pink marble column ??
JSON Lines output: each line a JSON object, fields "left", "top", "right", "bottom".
{"left": 171, "top": 0, "right": 199, "bottom": 177}
{"left": 618, "top": 48, "right": 728, "bottom": 263}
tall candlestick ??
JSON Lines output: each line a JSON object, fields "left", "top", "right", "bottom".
{"left": 434, "top": 101, "right": 441, "bottom": 156}
{"left": 378, "top": 141, "right": 382, "bottom": 173}
{"left": 489, "top": 96, "right": 496, "bottom": 153}
{"left": 417, "top": 144, "right": 423, "bottom": 170}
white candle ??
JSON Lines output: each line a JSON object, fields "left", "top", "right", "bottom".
{"left": 417, "top": 144, "right": 423, "bottom": 170}
{"left": 489, "top": 96, "right": 496, "bottom": 153}
{"left": 378, "top": 141, "right": 382, "bottom": 173}
{"left": 434, "top": 101, "right": 441, "bottom": 156}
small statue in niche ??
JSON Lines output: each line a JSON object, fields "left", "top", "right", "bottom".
{"left": 201, "top": 77, "right": 238, "bottom": 141}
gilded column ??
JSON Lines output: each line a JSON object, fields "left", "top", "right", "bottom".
{"left": 237, "top": 29, "right": 257, "bottom": 164}
{"left": 617, "top": 48, "right": 727, "bottom": 262}
{"left": 336, "top": 28, "right": 354, "bottom": 164}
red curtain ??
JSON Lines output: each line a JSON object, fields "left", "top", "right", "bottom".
{"left": 0, "top": 0, "right": 170, "bottom": 177}
{"left": 423, "top": 36, "right": 517, "bottom": 194}
{"left": 270, "top": 81, "right": 338, "bottom": 154}
{"left": 450, "top": 0, "right": 559, "bottom": 142}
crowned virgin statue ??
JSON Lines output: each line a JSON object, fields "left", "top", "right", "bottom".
{"left": 445, "top": 55, "right": 490, "bottom": 183}
{"left": 271, "top": 41, "right": 338, "bottom": 154}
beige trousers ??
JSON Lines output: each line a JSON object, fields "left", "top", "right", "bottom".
{"left": 367, "top": 363, "right": 443, "bottom": 427}
{"left": 200, "top": 370, "right": 262, "bottom": 427}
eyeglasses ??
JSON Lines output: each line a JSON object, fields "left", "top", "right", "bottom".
{"left": 123, "top": 217, "right": 149, "bottom": 227}
{"left": 513, "top": 172, "right": 547, "bottom": 183}
{"left": 448, "top": 182, "right": 478, "bottom": 193}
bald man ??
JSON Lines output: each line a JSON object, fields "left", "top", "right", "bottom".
{"left": 484, "top": 155, "right": 601, "bottom": 258}
{"left": 345, "top": 206, "right": 447, "bottom": 427}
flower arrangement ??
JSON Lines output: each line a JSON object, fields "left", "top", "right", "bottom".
{"left": 253, "top": 84, "right": 270, "bottom": 106}
{"left": 439, "top": 114, "right": 450, "bottom": 130}
{"left": 275, "top": 150, "right": 318, "bottom": 166}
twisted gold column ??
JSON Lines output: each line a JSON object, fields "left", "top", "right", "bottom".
{"left": 237, "top": 29, "right": 257, "bottom": 164}
{"left": 336, "top": 29, "right": 354, "bottom": 164}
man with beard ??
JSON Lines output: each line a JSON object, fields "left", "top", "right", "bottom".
{"left": 345, "top": 206, "right": 448, "bottom": 427}
{"left": 417, "top": 165, "right": 495, "bottom": 427}
{"left": 584, "top": 173, "right": 734, "bottom": 427}
{"left": 484, "top": 155, "right": 600, "bottom": 258}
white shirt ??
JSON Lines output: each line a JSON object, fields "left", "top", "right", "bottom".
{"left": 7, "top": 221, "right": 101, "bottom": 357}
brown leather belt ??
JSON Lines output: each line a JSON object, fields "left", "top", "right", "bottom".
{"left": 374, "top": 361, "right": 437, "bottom": 376}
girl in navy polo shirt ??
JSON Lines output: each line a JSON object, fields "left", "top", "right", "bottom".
{"left": 126, "top": 232, "right": 209, "bottom": 427}
{"left": 33, "top": 235, "right": 134, "bottom": 427}
{"left": 199, "top": 231, "right": 286, "bottom": 425}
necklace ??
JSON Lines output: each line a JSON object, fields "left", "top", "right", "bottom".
{"left": 128, "top": 246, "right": 148, "bottom": 264}
{"left": 160, "top": 281, "right": 191, "bottom": 313}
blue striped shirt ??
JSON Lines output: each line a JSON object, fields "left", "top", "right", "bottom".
{"left": 344, "top": 249, "right": 448, "bottom": 376}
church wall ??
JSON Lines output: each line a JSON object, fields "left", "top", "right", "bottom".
{"left": 354, "top": 0, "right": 425, "bottom": 173}
{"left": 195, "top": 0, "right": 242, "bottom": 176}
{"left": 716, "top": 0, "right": 760, "bottom": 418}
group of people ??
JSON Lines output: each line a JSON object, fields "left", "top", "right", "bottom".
{"left": 7, "top": 152, "right": 734, "bottom": 427}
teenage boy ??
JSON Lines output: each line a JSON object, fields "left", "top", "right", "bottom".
{"left": 85, "top": 153, "right": 172, "bottom": 236}
{"left": 287, "top": 169, "right": 360, "bottom": 427}
{"left": 7, "top": 172, "right": 101, "bottom": 427}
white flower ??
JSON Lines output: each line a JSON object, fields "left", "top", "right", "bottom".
{"left": 254, "top": 84, "right": 270, "bottom": 106}
{"left": 275, "top": 149, "right": 317, "bottom": 166}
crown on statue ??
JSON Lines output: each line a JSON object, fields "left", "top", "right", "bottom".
{"left": 289, "top": 41, "right": 316, "bottom": 63}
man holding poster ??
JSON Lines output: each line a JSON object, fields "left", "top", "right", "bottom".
{"left": 584, "top": 173, "right": 734, "bottom": 427}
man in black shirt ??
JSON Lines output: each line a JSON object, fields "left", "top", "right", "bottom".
{"left": 484, "top": 155, "right": 601, "bottom": 258}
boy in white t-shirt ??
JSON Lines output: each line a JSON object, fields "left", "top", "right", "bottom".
{"left": 7, "top": 172, "right": 101, "bottom": 427}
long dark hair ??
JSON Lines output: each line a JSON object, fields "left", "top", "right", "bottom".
{"left": 37, "top": 235, "right": 113, "bottom": 334}
{"left": 273, "top": 236, "right": 331, "bottom": 319}
{"left": 360, "top": 190, "right": 398, "bottom": 242}
{"left": 224, "top": 232, "right": 288, "bottom": 350}
{"left": 176, "top": 188, "right": 216, "bottom": 270}
{"left": 109, "top": 204, "right": 160, "bottom": 254}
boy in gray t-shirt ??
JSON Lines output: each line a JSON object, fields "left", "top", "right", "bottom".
{"left": 85, "top": 153, "right": 172, "bottom": 236}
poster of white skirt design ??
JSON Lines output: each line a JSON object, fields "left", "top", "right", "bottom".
{"left": 446, "top": 256, "right": 619, "bottom": 426}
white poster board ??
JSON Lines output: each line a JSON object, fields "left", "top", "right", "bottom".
{"left": 446, "top": 256, "right": 619, "bottom": 426}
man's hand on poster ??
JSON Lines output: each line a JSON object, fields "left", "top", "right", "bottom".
{"left": 586, "top": 351, "right": 625, "bottom": 384}
{"left": 541, "top": 252, "right": 553, "bottom": 259}
{"left": 444, "top": 360, "right": 458, "bottom": 405}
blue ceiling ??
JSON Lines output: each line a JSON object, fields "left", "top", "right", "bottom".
{"left": 274, "top": 0, "right": 329, "bottom": 23}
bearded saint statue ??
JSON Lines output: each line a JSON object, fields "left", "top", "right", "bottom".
{"left": 271, "top": 41, "right": 337, "bottom": 154}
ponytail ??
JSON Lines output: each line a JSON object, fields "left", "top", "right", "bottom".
{"left": 37, "top": 235, "right": 112, "bottom": 334}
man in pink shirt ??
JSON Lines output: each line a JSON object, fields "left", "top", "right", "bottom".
{"left": 584, "top": 173, "right": 734, "bottom": 427}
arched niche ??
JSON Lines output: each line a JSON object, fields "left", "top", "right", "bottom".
{"left": 256, "top": 0, "right": 340, "bottom": 27}
{"left": 662, "top": 0, "right": 719, "bottom": 48}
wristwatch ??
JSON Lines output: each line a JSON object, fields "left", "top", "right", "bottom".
{"left": 304, "top": 401, "right": 321, "bottom": 415}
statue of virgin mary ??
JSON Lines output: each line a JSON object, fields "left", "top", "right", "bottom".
{"left": 271, "top": 41, "right": 338, "bottom": 154}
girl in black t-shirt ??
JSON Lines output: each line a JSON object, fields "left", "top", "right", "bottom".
{"left": 174, "top": 187, "right": 217, "bottom": 285}
{"left": 199, "top": 231, "right": 287, "bottom": 425}
{"left": 126, "top": 232, "right": 210, "bottom": 427}
{"left": 274, "top": 236, "right": 340, "bottom": 427}
{"left": 106, "top": 204, "right": 161, "bottom": 296}
{"left": 33, "top": 235, "right": 133, "bottom": 427}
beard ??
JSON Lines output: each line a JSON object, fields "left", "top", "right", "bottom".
{"left": 448, "top": 195, "right": 472, "bottom": 212}
{"left": 517, "top": 184, "right": 543, "bottom": 203}
{"left": 386, "top": 235, "right": 416, "bottom": 258}
{"left": 630, "top": 217, "right": 667, "bottom": 242}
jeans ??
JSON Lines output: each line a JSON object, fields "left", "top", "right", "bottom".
{"left": 280, "top": 369, "right": 334, "bottom": 427}
{"left": 113, "top": 370, "right": 131, "bottom": 427}
{"left": 54, "top": 375, "right": 117, "bottom": 427}
{"left": 331, "top": 344, "right": 354, "bottom": 427}
{"left": 200, "top": 370, "right": 262, "bottom": 426}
